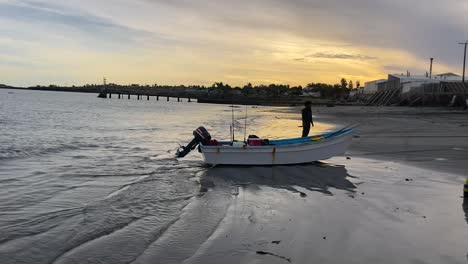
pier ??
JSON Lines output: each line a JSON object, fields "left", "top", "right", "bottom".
{"left": 98, "top": 90, "right": 196, "bottom": 103}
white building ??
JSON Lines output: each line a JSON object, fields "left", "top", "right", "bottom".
{"left": 363, "top": 79, "right": 386, "bottom": 94}
{"left": 301, "top": 90, "right": 321, "bottom": 97}
{"left": 388, "top": 73, "right": 462, "bottom": 94}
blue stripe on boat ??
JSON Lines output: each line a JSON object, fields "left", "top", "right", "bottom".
{"left": 270, "top": 128, "right": 353, "bottom": 146}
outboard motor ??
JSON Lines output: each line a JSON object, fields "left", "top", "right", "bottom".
{"left": 176, "top": 126, "right": 211, "bottom": 158}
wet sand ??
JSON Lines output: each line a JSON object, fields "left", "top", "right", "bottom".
{"left": 318, "top": 106, "right": 468, "bottom": 176}
{"left": 182, "top": 106, "right": 468, "bottom": 264}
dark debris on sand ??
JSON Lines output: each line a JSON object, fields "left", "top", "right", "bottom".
{"left": 256, "top": 251, "right": 291, "bottom": 262}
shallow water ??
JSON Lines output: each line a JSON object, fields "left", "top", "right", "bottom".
{"left": 0, "top": 89, "right": 336, "bottom": 264}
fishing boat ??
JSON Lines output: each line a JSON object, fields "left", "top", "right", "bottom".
{"left": 176, "top": 126, "right": 354, "bottom": 165}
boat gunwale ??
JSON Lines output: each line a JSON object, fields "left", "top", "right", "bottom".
{"left": 200, "top": 129, "right": 354, "bottom": 150}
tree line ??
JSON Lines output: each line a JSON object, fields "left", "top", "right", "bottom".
{"left": 31, "top": 78, "right": 361, "bottom": 99}
{"left": 304, "top": 78, "right": 361, "bottom": 98}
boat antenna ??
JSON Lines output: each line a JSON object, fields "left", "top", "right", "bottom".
{"left": 231, "top": 103, "right": 235, "bottom": 142}
{"left": 243, "top": 105, "right": 248, "bottom": 142}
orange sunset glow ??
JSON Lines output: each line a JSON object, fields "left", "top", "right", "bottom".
{"left": 1, "top": 0, "right": 467, "bottom": 86}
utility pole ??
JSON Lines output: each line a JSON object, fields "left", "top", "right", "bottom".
{"left": 429, "top": 58, "right": 433, "bottom": 79}
{"left": 459, "top": 41, "right": 468, "bottom": 84}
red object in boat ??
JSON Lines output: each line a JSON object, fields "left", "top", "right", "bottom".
{"left": 247, "top": 138, "right": 263, "bottom": 146}
{"left": 206, "top": 139, "right": 218, "bottom": 146}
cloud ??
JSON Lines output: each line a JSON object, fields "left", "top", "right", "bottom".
{"left": 0, "top": 0, "right": 174, "bottom": 48}
{"left": 0, "top": 0, "right": 467, "bottom": 86}
{"left": 144, "top": 0, "right": 466, "bottom": 67}
{"left": 384, "top": 65, "right": 407, "bottom": 73}
{"left": 304, "top": 52, "right": 378, "bottom": 60}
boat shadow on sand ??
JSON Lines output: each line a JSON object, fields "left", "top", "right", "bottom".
{"left": 199, "top": 162, "right": 357, "bottom": 196}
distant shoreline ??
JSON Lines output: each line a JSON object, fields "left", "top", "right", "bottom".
{"left": 0, "top": 86, "right": 344, "bottom": 107}
{"left": 0, "top": 86, "right": 102, "bottom": 94}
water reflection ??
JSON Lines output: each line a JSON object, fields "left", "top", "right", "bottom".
{"left": 252, "top": 116, "right": 336, "bottom": 139}
{"left": 200, "top": 162, "right": 356, "bottom": 196}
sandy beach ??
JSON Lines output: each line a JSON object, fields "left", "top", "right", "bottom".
{"left": 171, "top": 106, "right": 468, "bottom": 264}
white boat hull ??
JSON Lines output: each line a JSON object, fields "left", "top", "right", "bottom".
{"left": 200, "top": 132, "right": 353, "bottom": 165}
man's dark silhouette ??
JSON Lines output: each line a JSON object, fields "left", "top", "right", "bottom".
{"left": 302, "top": 101, "right": 314, "bottom": 137}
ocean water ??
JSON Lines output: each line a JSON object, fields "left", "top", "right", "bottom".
{"left": 0, "top": 89, "right": 339, "bottom": 263}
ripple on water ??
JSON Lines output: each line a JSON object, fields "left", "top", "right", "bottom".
{"left": 0, "top": 89, "right": 273, "bottom": 263}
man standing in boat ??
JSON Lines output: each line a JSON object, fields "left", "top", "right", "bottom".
{"left": 302, "top": 101, "right": 314, "bottom": 137}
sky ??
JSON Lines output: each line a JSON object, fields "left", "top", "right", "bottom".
{"left": 0, "top": 0, "right": 467, "bottom": 87}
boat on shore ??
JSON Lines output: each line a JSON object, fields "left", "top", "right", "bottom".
{"left": 177, "top": 126, "right": 354, "bottom": 165}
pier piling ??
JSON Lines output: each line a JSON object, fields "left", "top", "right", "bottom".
{"left": 118, "top": 93, "right": 121, "bottom": 99}
{"left": 157, "top": 96, "right": 159, "bottom": 101}
{"left": 128, "top": 94, "right": 130, "bottom": 99}
{"left": 167, "top": 96, "right": 169, "bottom": 101}
{"left": 109, "top": 93, "right": 111, "bottom": 98}
{"left": 147, "top": 95, "right": 150, "bottom": 100}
